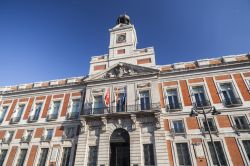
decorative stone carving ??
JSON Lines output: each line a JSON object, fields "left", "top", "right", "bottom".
{"left": 80, "top": 118, "right": 87, "bottom": 133}
{"left": 130, "top": 114, "right": 137, "bottom": 130}
{"left": 154, "top": 113, "right": 161, "bottom": 129}
{"left": 101, "top": 117, "right": 107, "bottom": 132}
{"left": 103, "top": 64, "right": 136, "bottom": 78}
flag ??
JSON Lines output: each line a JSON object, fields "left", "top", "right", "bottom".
{"left": 105, "top": 88, "right": 110, "bottom": 106}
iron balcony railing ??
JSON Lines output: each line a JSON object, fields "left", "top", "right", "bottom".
{"left": 192, "top": 100, "right": 211, "bottom": 109}
{"left": 27, "top": 115, "right": 39, "bottom": 123}
{"left": 166, "top": 103, "right": 182, "bottom": 112}
{"left": 233, "top": 124, "right": 250, "bottom": 135}
{"left": 222, "top": 98, "right": 242, "bottom": 107}
{"left": 66, "top": 112, "right": 79, "bottom": 120}
{"left": 10, "top": 117, "right": 21, "bottom": 124}
{"left": 41, "top": 135, "right": 52, "bottom": 142}
{"left": 83, "top": 103, "right": 161, "bottom": 115}
{"left": 46, "top": 113, "right": 58, "bottom": 121}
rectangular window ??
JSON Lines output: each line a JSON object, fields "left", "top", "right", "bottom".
{"left": 52, "top": 101, "right": 61, "bottom": 115}
{"left": 16, "top": 149, "right": 28, "bottom": 166}
{"left": 172, "top": 120, "right": 185, "bottom": 133}
{"left": 116, "top": 93, "right": 126, "bottom": 112}
{"left": 143, "top": 144, "right": 155, "bottom": 166}
{"left": 43, "top": 129, "right": 53, "bottom": 141}
{"left": 242, "top": 140, "right": 250, "bottom": 162}
{"left": 0, "top": 149, "right": 8, "bottom": 165}
{"left": 16, "top": 104, "right": 25, "bottom": 118}
{"left": 176, "top": 143, "right": 192, "bottom": 166}
{"left": 93, "top": 95, "right": 104, "bottom": 114}
{"left": 220, "top": 83, "right": 241, "bottom": 106}
{"left": 202, "top": 118, "right": 217, "bottom": 132}
{"left": 61, "top": 147, "right": 72, "bottom": 166}
{"left": 71, "top": 99, "right": 80, "bottom": 113}
{"left": 12, "top": 104, "right": 25, "bottom": 123}
{"left": 4, "top": 131, "right": 14, "bottom": 143}
{"left": 88, "top": 146, "right": 98, "bottom": 166}
{"left": 22, "top": 130, "right": 33, "bottom": 142}
{"left": 64, "top": 127, "right": 75, "bottom": 139}
{"left": 140, "top": 91, "right": 150, "bottom": 110}
{"left": 33, "top": 102, "right": 43, "bottom": 120}
{"left": 208, "top": 141, "right": 227, "bottom": 166}
{"left": 234, "top": 116, "right": 249, "bottom": 130}
{"left": 37, "top": 148, "right": 49, "bottom": 166}
{"left": 192, "top": 86, "right": 209, "bottom": 107}
{"left": 166, "top": 89, "right": 181, "bottom": 110}
{"left": 0, "top": 106, "right": 8, "bottom": 123}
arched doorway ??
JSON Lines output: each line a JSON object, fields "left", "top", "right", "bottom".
{"left": 110, "top": 128, "right": 130, "bottom": 166}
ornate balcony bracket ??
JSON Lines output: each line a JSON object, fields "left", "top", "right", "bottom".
{"left": 80, "top": 118, "right": 87, "bottom": 133}
{"left": 130, "top": 114, "right": 137, "bottom": 130}
{"left": 101, "top": 117, "right": 107, "bottom": 132}
{"left": 154, "top": 112, "right": 161, "bottom": 129}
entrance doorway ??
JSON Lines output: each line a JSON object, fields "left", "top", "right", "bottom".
{"left": 110, "top": 128, "right": 130, "bottom": 166}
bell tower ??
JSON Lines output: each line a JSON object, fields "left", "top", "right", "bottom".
{"left": 108, "top": 14, "right": 137, "bottom": 59}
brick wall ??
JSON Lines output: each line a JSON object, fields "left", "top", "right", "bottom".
{"left": 233, "top": 74, "right": 250, "bottom": 101}
{"left": 158, "top": 83, "right": 165, "bottom": 108}
{"left": 60, "top": 93, "right": 70, "bottom": 117}
{"left": 41, "top": 95, "right": 52, "bottom": 118}
{"left": 26, "top": 145, "right": 38, "bottom": 166}
{"left": 23, "top": 97, "right": 35, "bottom": 120}
{"left": 186, "top": 117, "right": 199, "bottom": 129}
{"left": 166, "top": 140, "right": 174, "bottom": 166}
{"left": 179, "top": 80, "right": 192, "bottom": 106}
{"left": 216, "top": 115, "right": 231, "bottom": 128}
{"left": 225, "top": 137, "right": 244, "bottom": 166}
{"left": 5, "top": 99, "right": 18, "bottom": 121}
{"left": 55, "top": 126, "right": 64, "bottom": 137}
{"left": 6, "top": 146, "right": 18, "bottom": 166}
{"left": 137, "top": 58, "right": 151, "bottom": 64}
{"left": 205, "top": 77, "right": 221, "bottom": 104}
{"left": 34, "top": 128, "right": 44, "bottom": 138}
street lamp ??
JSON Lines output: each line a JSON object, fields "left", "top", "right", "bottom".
{"left": 190, "top": 105, "right": 221, "bottom": 166}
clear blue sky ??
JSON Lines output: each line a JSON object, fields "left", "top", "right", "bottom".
{"left": 0, "top": 0, "right": 250, "bottom": 86}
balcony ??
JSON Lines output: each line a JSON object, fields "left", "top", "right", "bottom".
{"left": 192, "top": 100, "right": 211, "bottom": 109}
{"left": 46, "top": 113, "right": 58, "bottom": 121}
{"left": 10, "top": 117, "right": 21, "bottom": 124}
{"left": 170, "top": 128, "right": 186, "bottom": 138}
{"left": 66, "top": 112, "right": 79, "bottom": 120}
{"left": 27, "top": 115, "right": 39, "bottom": 123}
{"left": 200, "top": 126, "right": 219, "bottom": 136}
{"left": 166, "top": 103, "right": 182, "bottom": 112}
{"left": 41, "top": 135, "right": 52, "bottom": 142}
{"left": 83, "top": 103, "right": 160, "bottom": 115}
{"left": 222, "top": 98, "right": 242, "bottom": 107}
{"left": 21, "top": 135, "right": 32, "bottom": 143}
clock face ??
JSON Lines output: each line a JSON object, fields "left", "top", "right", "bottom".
{"left": 116, "top": 33, "right": 126, "bottom": 43}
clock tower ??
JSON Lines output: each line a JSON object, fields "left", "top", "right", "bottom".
{"left": 108, "top": 14, "right": 137, "bottom": 59}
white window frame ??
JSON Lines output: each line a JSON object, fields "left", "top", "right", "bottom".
{"left": 172, "top": 141, "right": 194, "bottom": 166}
{"left": 12, "top": 102, "right": 27, "bottom": 120}
{"left": 164, "top": 87, "right": 182, "bottom": 109}
{"left": 189, "top": 84, "right": 210, "bottom": 105}
{"left": 216, "top": 81, "right": 241, "bottom": 103}
{"left": 198, "top": 116, "right": 218, "bottom": 133}
{"left": 29, "top": 101, "right": 44, "bottom": 120}
{"left": 238, "top": 138, "right": 250, "bottom": 165}
{"left": 204, "top": 139, "right": 230, "bottom": 166}
{"left": 49, "top": 100, "right": 62, "bottom": 115}
{"left": 230, "top": 114, "right": 250, "bottom": 131}
{"left": 35, "top": 146, "right": 51, "bottom": 166}
{"left": 137, "top": 89, "right": 151, "bottom": 108}
{"left": 0, "top": 105, "right": 10, "bottom": 123}
{"left": 170, "top": 119, "right": 186, "bottom": 135}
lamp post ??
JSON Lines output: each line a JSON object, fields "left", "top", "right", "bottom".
{"left": 190, "top": 105, "right": 221, "bottom": 166}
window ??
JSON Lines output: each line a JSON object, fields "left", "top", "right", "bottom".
{"left": 64, "top": 127, "right": 75, "bottom": 139}
{"left": 242, "top": 140, "right": 250, "bottom": 162}
{"left": 71, "top": 99, "right": 80, "bottom": 113}
{"left": 192, "top": 86, "right": 209, "bottom": 107}
{"left": 22, "top": 130, "right": 33, "bottom": 142}
{"left": 172, "top": 120, "right": 185, "bottom": 134}
{"left": 234, "top": 116, "right": 249, "bottom": 130}
{"left": 116, "top": 93, "right": 126, "bottom": 112}
{"left": 0, "top": 149, "right": 7, "bottom": 165}
{"left": 3, "top": 131, "right": 14, "bottom": 143}
{"left": 0, "top": 106, "right": 8, "bottom": 123}
{"left": 34, "top": 103, "right": 43, "bottom": 120}
{"left": 220, "top": 83, "right": 241, "bottom": 106}
{"left": 61, "top": 147, "right": 71, "bottom": 166}
{"left": 11, "top": 104, "right": 25, "bottom": 123}
{"left": 202, "top": 118, "right": 217, "bottom": 132}
{"left": 139, "top": 91, "right": 150, "bottom": 110}
{"left": 166, "top": 89, "right": 181, "bottom": 110}
{"left": 93, "top": 95, "right": 104, "bottom": 114}
{"left": 42, "top": 129, "right": 53, "bottom": 141}
{"left": 52, "top": 101, "right": 61, "bottom": 115}
{"left": 143, "top": 144, "right": 155, "bottom": 166}
{"left": 176, "top": 143, "right": 192, "bottom": 166}
{"left": 16, "top": 149, "right": 28, "bottom": 166}
{"left": 37, "top": 148, "right": 49, "bottom": 166}
{"left": 208, "top": 141, "right": 227, "bottom": 166}
{"left": 88, "top": 146, "right": 98, "bottom": 166}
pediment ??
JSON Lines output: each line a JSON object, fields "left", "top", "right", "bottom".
{"left": 87, "top": 62, "right": 159, "bottom": 81}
